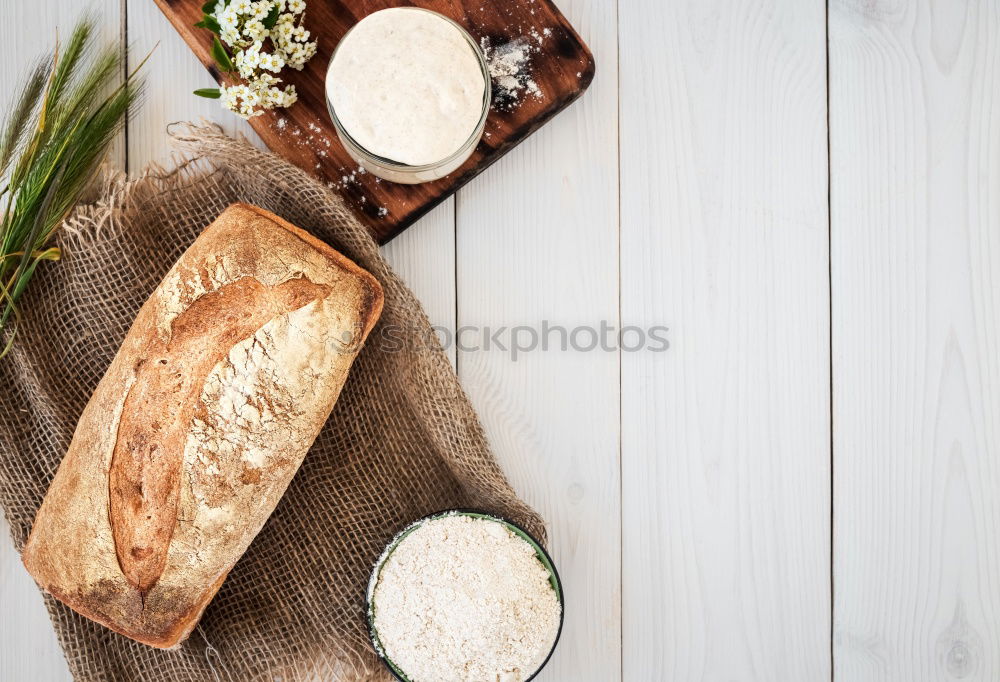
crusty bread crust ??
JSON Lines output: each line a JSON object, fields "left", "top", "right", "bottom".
{"left": 239, "top": 203, "right": 383, "bottom": 336}
{"left": 21, "top": 204, "right": 383, "bottom": 648}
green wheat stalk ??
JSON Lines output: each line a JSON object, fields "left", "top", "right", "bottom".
{"left": 0, "top": 13, "right": 148, "bottom": 357}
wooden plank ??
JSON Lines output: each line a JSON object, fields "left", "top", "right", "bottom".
{"left": 619, "top": 0, "right": 832, "bottom": 679}
{"left": 153, "top": 0, "right": 595, "bottom": 243}
{"left": 381, "top": 200, "right": 458, "bottom": 370}
{"left": 831, "top": 1, "right": 1000, "bottom": 679}
{"left": 0, "top": 3, "right": 122, "bottom": 679}
{"left": 454, "top": 0, "right": 620, "bottom": 677}
{"left": 0, "top": 518, "right": 72, "bottom": 682}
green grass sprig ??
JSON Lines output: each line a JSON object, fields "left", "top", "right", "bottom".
{"left": 0, "top": 14, "right": 147, "bottom": 357}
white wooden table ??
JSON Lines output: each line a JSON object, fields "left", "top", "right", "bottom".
{"left": 3, "top": 1, "right": 999, "bottom": 680}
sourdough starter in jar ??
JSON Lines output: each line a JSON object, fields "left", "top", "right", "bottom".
{"left": 325, "top": 7, "right": 488, "bottom": 179}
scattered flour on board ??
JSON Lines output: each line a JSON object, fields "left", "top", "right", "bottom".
{"left": 274, "top": 118, "right": 333, "bottom": 151}
{"left": 272, "top": 119, "right": 389, "bottom": 216}
{"left": 371, "top": 515, "right": 561, "bottom": 682}
{"left": 480, "top": 35, "right": 546, "bottom": 110}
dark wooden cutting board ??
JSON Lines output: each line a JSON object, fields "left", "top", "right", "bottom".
{"left": 154, "top": 0, "right": 595, "bottom": 243}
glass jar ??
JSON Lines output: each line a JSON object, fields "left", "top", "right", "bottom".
{"left": 325, "top": 8, "right": 492, "bottom": 185}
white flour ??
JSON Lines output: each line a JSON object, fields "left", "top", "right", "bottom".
{"left": 326, "top": 8, "right": 486, "bottom": 166}
{"left": 481, "top": 36, "right": 544, "bottom": 109}
{"left": 371, "top": 515, "right": 561, "bottom": 682}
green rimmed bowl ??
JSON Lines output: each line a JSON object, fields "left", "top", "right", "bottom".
{"left": 366, "top": 509, "right": 564, "bottom": 682}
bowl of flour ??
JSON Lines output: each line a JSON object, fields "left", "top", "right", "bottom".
{"left": 325, "top": 8, "right": 491, "bottom": 184}
{"left": 367, "top": 510, "right": 563, "bottom": 682}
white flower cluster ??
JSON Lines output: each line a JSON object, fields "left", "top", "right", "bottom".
{"left": 211, "top": 0, "right": 317, "bottom": 118}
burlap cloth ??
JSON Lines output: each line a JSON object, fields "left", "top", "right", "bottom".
{"left": 0, "top": 124, "right": 544, "bottom": 682}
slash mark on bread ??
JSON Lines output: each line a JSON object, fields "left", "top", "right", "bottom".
{"left": 108, "top": 275, "right": 330, "bottom": 593}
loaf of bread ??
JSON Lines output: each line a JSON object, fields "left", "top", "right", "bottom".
{"left": 21, "top": 203, "right": 383, "bottom": 648}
